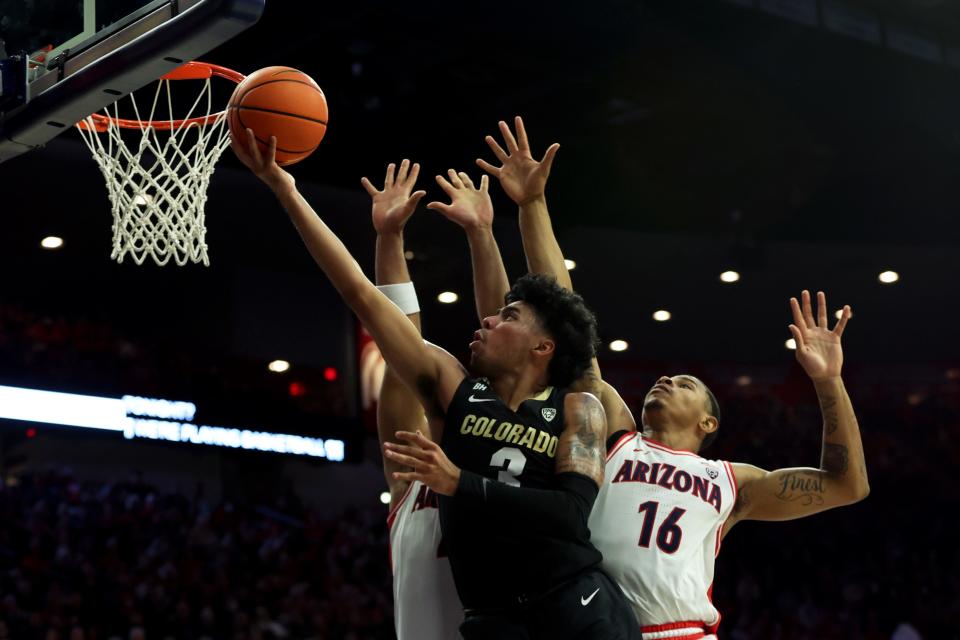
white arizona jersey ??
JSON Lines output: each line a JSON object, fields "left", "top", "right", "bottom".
{"left": 387, "top": 480, "right": 463, "bottom": 640}
{"left": 588, "top": 432, "right": 737, "bottom": 640}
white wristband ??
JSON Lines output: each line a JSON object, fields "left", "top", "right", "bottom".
{"left": 377, "top": 282, "right": 420, "bottom": 315}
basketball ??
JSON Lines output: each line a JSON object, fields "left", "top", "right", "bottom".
{"left": 227, "top": 66, "right": 328, "bottom": 166}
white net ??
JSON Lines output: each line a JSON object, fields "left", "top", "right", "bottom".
{"left": 76, "top": 74, "right": 232, "bottom": 266}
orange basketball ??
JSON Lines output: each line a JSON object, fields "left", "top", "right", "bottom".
{"left": 227, "top": 66, "right": 328, "bottom": 166}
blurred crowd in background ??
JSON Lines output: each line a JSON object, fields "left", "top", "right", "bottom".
{"left": 1, "top": 300, "right": 958, "bottom": 639}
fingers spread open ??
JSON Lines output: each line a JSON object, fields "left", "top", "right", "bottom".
{"left": 408, "top": 190, "right": 427, "bottom": 208}
{"left": 834, "top": 305, "right": 852, "bottom": 337}
{"left": 435, "top": 174, "right": 456, "bottom": 196}
{"left": 485, "top": 135, "right": 509, "bottom": 163}
{"left": 801, "top": 290, "right": 815, "bottom": 328}
{"left": 499, "top": 120, "right": 519, "bottom": 153}
{"left": 406, "top": 162, "right": 421, "bottom": 187}
{"left": 426, "top": 201, "right": 452, "bottom": 214}
{"left": 360, "top": 176, "right": 378, "bottom": 196}
{"left": 447, "top": 169, "right": 464, "bottom": 189}
{"left": 789, "top": 297, "right": 806, "bottom": 330}
{"left": 541, "top": 142, "right": 560, "bottom": 172}
{"left": 788, "top": 324, "right": 805, "bottom": 350}
{"left": 458, "top": 172, "right": 476, "bottom": 189}
{"left": 476, "top": 158, "right": 501, "bottom": 176}
{"left": 384, "top": 162, "right": 397, "bottom": 188}
{"left": 515, "top": 115, "right": 529, "bottom": 150}
{"left": 397, "top": 158, "right": 410, "bottom": 184}
{"left": 817, "top": 291, "right": 828, "bottom": 328}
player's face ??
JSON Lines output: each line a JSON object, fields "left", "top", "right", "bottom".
{"left": 641, "top": 375, "right": 710, "bottom": 429}
{"left": 469, "top": 301, "right": 547, "bottom": 376}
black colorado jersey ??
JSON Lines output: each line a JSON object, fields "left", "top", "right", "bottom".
{"left": 439, "top": 376, "right": 601, "bottom": 610}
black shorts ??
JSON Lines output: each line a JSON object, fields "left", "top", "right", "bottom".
{"left": 459, "top": 568, "right": 641, "bottom": 640}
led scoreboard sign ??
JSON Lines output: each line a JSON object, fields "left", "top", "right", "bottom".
{"left": 0, "top": 384, "right": 345, "bottom": 462}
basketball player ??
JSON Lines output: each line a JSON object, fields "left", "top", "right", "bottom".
{"left": 473, "top": 117, "right": 870, "bottom": 640}
{"left": 360, "top": 158, "right": 463, "bottom": 639}
{"left": 232, "top": 130, "right": 641, "bottom": 640}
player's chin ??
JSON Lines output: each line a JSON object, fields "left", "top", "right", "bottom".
{"left": 643, "top": 395, "right": 667, "bottom": 410}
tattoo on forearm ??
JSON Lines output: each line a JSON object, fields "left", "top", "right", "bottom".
{"left": 775, "top": 472, "right": 826, "bottom": 506}
{"left": 557, "top": 400, "right": 604, "bottom": 478}
{"left": 822, "top": 443, "right": 849, "bottom": 475}
{"left": 820, "top": 395, "right": 839, "bottom": 435}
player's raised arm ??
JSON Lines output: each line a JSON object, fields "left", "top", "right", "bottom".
{"left": 427, "top": 170, "right": 510, "bottom": 320}
{"left": 363, "top": 159, "right": 432, "bottom": 506}
{"left": 478, "top": 117, "right": 636, "bottom": 435}
{"left": 477, "top": 116, "right": 566, "bottom": 288}
{"left": 724, "top": 290, "right": 869, "bottom": 536}
{"left": 233, "top": 130, "right": 465, "bottom": 416}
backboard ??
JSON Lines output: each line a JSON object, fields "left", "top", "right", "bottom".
{"left": 0, "top": 0, "right": 264, "bottom": 164}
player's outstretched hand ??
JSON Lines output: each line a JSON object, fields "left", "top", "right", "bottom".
{"left": 361, "top": 159, "right": 427, "bottom": 236}
{"left": 476, "top": 115, "right": 559, "bottom": 206}
{"left": 384, "top": 431, "right": 461, "bottom": 496}
{"left": 426, "top": 170, "right": 494, "bottom": 232}
{"left": 789, "top": 290, "right": 852, "bottom": 381}
{"left": 231, "top": 128, "right": 295, "bottom": 194}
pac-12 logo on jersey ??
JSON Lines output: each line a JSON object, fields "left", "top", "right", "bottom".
{"left": 542, "top": 408, "right": 557, "bottom": 422}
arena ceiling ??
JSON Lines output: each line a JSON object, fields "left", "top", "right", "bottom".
{"left": 2, "top": 0, "right": 959, "bottom": 366}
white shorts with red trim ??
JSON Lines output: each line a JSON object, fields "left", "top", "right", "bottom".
{"left": 642, "top": 621, "right": 717, "bottom": 640}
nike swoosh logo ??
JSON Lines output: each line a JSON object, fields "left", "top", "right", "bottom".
{"left": 468, "top": 395, "right": 496, "bottom": 403}
{"left": 581, "top": 588, "right": 600, "bottom": 606}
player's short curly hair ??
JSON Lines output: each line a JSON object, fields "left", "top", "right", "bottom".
{"left": 505, "top": 274, "right": 599, "bottom": 389}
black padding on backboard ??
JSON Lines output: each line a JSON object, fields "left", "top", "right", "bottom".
{"left": 0, "top": 0, "right": 264, "bottom": 164}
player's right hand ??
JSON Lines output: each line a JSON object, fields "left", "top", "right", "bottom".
{"left": 476, "top": 116, "right": 559, "bottom": 206}
{"left": 361, "top": 159, "right": 427, "bottom": 235}
{"left": 231, "top": 128, "right": 295, "bottom": 195}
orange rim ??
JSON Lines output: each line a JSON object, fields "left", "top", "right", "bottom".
{"left": 78, "top": 61, "right": 245, "bottom": 132}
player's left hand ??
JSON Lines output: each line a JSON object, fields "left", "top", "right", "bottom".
{"left": 384, "top": 431, "right": 461, "bottom": 496}
{"left": 361, "top": 159, "right": 427, "bottom": 235}
{"left": 426, "top": 170, "right": 494, "bottom": 232}
{"left": 789, "top": 290, "right": 851, "bottom": 381}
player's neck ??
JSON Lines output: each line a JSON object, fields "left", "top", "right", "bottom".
{"left": 641, "top": 426, "right": 700, "bottom": 454}
{"left": 489, "top": 369, "right": 550, "bottom": 412}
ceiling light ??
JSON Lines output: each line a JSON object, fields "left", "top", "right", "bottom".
{"left": 719, "top": 270, "right": 740, "bottom": 283}
{"left": 609, "top": 340, "right": 629, "bottom": 352}
{"left": 652, "top": 310, "right": 671, "bottom": 322}
{"left": 878, "top": 270, "right": 899, "bottom": 284}
{"left": 564, "top": 259, "right": 576, "bottom": 270}
{"left": 785, "top": 338, "right": 797, "bottom": 350}
{"left": 40, "top": 236, "right": 64, "bottom": 250}
{"left": 437, "top": 291, "right": 459, "bottom": 304}
{"left": 268, "top": 359, "right": 290, "bottom": 373}
{"left": 380, "top": 491, "right": 391, "bottom": 505}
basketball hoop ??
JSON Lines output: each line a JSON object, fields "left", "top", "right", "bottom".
{"left": 76, "top": 62, "right": 244, "bottom": 266}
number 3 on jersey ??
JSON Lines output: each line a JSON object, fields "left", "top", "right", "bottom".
{"left": 638, "top": 501, "right": 686, "bottom": 553}
{"left": 490, "top": 447, "right": 527, "bottom": 487}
